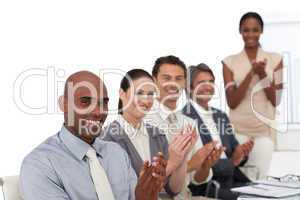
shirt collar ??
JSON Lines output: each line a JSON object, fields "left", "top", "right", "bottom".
{"left": 116, "top": 115, "right": 146, "bottom": 137}
{"left": 153, "top": 99, "right": 175, "bottom": 121}
{"left": 60, "top": 125, "right": 103, "bottom": 161}
{"left": 190, "top": 100, "right": 212, "bottom": 115}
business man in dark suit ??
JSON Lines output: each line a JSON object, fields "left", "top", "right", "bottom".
{"left": 182, "top": 64, "right": 254, "bottom": 200}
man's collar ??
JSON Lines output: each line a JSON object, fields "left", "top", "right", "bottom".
{"left": 190, "top": 100, "right": 212, "bottom": 115}
{"left": 60, "top": 125, "right": 103, "bottom": 161}
{"left": 153, "top": 99, "right": 179, "bottom": 120}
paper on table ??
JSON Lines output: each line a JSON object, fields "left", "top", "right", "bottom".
{"left": 238, "top": 195, "right": 300, "bottom": 200}
{"left": 231, "top": 184, "right": 300, "bottom": 198}
{"left": 255, "top": 179, "right": 300, "bottom": 189}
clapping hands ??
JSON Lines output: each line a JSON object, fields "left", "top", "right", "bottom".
{"left": 135, "top": 152, "right": 167, "bottom": 200}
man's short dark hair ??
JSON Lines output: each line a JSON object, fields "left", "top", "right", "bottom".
{"left": 152, "top": 55, "right": 187, "bottom": 78}
{"left": 188, "top": 63, "right": 215, "bottom": 90}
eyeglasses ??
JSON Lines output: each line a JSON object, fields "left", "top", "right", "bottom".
{"left": 267, "top": 174, "right": 300, "bottom": 182}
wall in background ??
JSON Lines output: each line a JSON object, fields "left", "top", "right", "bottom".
{"left": 0, "top": 0, "right": 299, "bottom": 177}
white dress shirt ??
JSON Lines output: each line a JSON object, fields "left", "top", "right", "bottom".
{"left": 145, "top": 99, "right": 213, "bottom": 193}
{"left": 116, "top": 115, "right": 169, "bottom": 200}
{"left": 190, "top": 101, "right": 227, "bottom": 159}
{"left": 116, "top": 115, "right": 151, "bottom": 162}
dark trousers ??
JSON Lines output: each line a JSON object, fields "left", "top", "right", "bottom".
{"left": 189, "top": 183, "right": 240, "bottom": 200}
{"left": 188, "top": 169, "right": 251, "bottom": 200}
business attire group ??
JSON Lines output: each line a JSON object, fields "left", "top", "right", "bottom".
{"left": 19, "top": 12, "right": 283, "bottom": 200}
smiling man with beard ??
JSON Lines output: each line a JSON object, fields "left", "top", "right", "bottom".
{"left": 20, "top": 70, "right": 167, "bottom": 200}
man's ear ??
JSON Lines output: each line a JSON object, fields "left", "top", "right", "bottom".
{"left": 58, "top": 95, "right": 65, "bottom": 112}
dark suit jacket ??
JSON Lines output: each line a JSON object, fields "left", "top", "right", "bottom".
{"left": 182, "top": 102, "right": 250, "bottom": 188}
{"left": 103, "top": 120, "right": 177, "bottom": 197}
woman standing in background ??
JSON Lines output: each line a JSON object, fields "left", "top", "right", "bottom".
{"left": 222, "top": 12, "right": 283, "bottom": 179}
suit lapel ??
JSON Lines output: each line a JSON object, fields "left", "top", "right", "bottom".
{"left": 211, "top": 108, "right": 231, "bottom": 157}
{"left": 110, "top": 121, "right": 144, "bottom": 175}
{"left": 147, "top": 125, "right": 158, "bottom": 160}
{"left": 183, "top": 102, "right": 212, "bottom": 144}
{"left": 146, "top": 125, "right": 166, "bottom": 160}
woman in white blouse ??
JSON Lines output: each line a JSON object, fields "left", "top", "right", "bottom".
{"left": 104, "top": 69, "right": 202, "bottom": 199}
{"left": 222, "top": 12, "right": 283, "bottom": 179}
